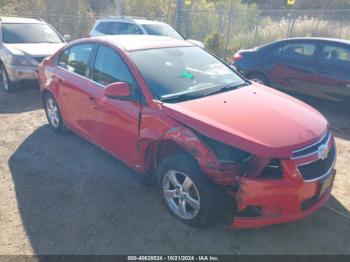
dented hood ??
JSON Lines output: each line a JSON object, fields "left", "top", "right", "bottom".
{"left": 162, "top": 84, "right": 328, "bottom": 158}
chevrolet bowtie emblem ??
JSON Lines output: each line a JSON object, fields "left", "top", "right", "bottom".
{"left": 318, "top": 144, "right": 330, "bottom": 160}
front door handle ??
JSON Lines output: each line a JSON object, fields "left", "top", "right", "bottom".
{"left": 318, "top": 68, "right": 330, "bottom": 74}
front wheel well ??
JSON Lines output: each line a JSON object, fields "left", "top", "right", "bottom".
{"left": 145, "top": 140, "right": 198, "bottom": 176}
{"left": 41, "top": 89, "right": 54, "bottom": 104}
{"left": 156, "top": 140, "right": 195, "bottom": 169}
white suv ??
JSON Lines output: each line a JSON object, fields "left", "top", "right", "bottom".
{"left": 0, "top": 16, "right": 67, "bottom": 92}
{"left": 89, "top": 16, "right": 204, "bottom": 48}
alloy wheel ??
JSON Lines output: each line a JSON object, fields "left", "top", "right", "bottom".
{"left": 46, "top": 98, "right": 60, "bottom": 128}
{"left": 162, "top": 170, "right": 201, "bottom": 220}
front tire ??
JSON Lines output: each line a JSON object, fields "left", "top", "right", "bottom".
{"left": 44, "top": 93, "right": 67, "bottom": 133}
{"left": 0, "top": 64, "right": 16, "bottom": 92}
{"left": 157, "top": 153, "right": 224, "bottom": 228}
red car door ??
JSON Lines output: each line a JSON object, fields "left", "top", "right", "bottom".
{"left": 84, "top": 44, "right": 141, "bottom": 164}
{"left": 54, "top": 43, "right": 95, "bottom": 136}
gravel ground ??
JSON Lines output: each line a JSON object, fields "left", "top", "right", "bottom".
{"left": 0, "top": 86, "right": 349, "bottom": 255}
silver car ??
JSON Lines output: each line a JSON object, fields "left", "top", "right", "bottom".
{"left": 89, "top": 16, "right": 204, "bottom": 48}
{"left": 0, "top": 16, "right": 67, "bottom": 92}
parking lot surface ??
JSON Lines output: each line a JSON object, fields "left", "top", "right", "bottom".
{"left": 0, "top": 86, "right": 349, "bottom": 255}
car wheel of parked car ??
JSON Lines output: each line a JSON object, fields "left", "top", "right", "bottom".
{"left": 44, "top": 93, "right": 67, "bottom": 133}
{"left": 157, "top": 153, "right": 224, "bottom": 228}
{"left": 248, "top": 72, "right": 270, "bottom": 86}
{"left": 0, "top": 64, "right": 16, "bottom": 92}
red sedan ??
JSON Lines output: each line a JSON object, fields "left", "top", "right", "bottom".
{"left": 39, "top": 35, "right": 336, "bottom": 229}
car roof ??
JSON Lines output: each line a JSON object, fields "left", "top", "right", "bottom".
{"left": 0, "top": 16, "right": 45, "bottom": 24}
{"left": 96, "top": 16, "right": 166, "bottom": 25}
{"left": 133, "top": 19, "right": 165, "bottom": 25}
{"left": 88, "top": 35, "right": 193, "bottom": 51}
{"left": 261, "top": 37, "right": 350, "bottom": 48}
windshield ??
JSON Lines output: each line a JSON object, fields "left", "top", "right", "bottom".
{"left": 130, "top": 46, "right": 247, "bottom": 101}
{"left": 141, "top": 23, "right": 184, "bottom": 40}
{"left": 2, "top": 23, "right": 63, "bottom": 44}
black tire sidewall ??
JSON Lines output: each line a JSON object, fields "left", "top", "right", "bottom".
{"left": 0, "top": 64, "right": 15, "bottom": 92}
{"left": 157, "top": 153, "right": 222, "bottom": 228}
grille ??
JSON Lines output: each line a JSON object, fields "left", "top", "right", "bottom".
{"left": 292, "top": 132, "right": 330, "bottom": 158}
{"left": 297, "top": 144, "right": 336, "bottom": 181}
{"left": 34, "top": 56, "right": 46, "bottom": 63}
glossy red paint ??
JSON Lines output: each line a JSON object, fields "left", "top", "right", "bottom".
{"left": 232, "top": 182, "right": 333, "bottom": 228}
{"left": 39, "top": 36, "right": 336, "bottom": 229}
{"left": 163, "top": 82, "right": 328, "bottom": 158}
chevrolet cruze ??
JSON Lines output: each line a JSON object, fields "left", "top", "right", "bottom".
{"left": 39, "top": 35, "right": 336, "bottom": 229}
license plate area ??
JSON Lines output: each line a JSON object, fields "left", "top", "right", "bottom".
{"left": 318, "top": 173, "right": 335, "bottom": 199}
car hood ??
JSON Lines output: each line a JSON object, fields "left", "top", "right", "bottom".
{"left": 161, "top": 83, "right": 328, "bottom": 158}
{"left": 4, "top": 43, "right": 65, "bottom": 57}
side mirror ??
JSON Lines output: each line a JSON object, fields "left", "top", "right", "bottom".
{"left": 104, "top": 82, "right": 131, "bottom": 99}
{"left": 63, "top": 34, "right": 71, "bottom": 42}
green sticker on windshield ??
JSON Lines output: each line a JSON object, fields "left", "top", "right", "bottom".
{"left": 180, "top": 71, "right": 193, "bottom": 79}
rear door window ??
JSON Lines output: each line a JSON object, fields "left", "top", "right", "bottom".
{"left": 109, "top": 22, "right": 143, "bottom": 35}
{"left": 272, "top": 42, "right": 316, "bottom": 61}
{"left": 66, "top": 44, "right": 94, "bottom": 77}
{"left": 319, "top": 44, "right": 350, "bottom": 66}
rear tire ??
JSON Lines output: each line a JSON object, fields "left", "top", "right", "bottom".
{"left": 248, "top": 72, "right": 270, "bottom": 86}
{"left": 157, "top": 153, "right": 225, "bottom": 228}
{"left": 0, "top": 64, "right": 16, "bottom": 92}
{"left": 43, "top": 93, "right": 67, "bottom": 133}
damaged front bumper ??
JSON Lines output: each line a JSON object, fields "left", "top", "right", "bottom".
{"left": 231, "top": 169, "right": 335, "bottom": 229}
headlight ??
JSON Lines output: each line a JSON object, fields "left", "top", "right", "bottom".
{"left": 4, "top": 54, "right": 33, "bottom": 66}
{"left": 202, "top": 136, "right": 251, "bottom": 164}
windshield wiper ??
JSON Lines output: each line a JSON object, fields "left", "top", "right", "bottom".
{"left": 201, "top": 82, "right": 250, "bottom": 97}
{"left": 159, "top": 93, "right": 203, "bottom": 103}
{"left": 159, "top": 82, "right": 250, "bottom": 103}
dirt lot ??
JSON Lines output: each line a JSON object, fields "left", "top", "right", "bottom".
{"left": 0, "top": 86, "right": 349, "bottom": 255}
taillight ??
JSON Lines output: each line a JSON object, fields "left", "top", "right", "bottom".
{"left": 233, "top": 52, "right": 243, "bottom": 62}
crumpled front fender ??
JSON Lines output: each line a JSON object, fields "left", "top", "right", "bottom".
{"left": 158, "top": 127, "right": 243, "bottom": 185}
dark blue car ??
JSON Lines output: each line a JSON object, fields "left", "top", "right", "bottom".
{"left": 231, "top": 37, "right": 350, "bottom": 105}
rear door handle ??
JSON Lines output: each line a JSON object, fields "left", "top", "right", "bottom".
{"left": 88, "top": 96, "right": 98, "bottom": 109}
{"left": 52, "top": 76, "right": 63, "bottom": 84}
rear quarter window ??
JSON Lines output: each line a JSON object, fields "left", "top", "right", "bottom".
{"left": 55, "top": 48, "right": 70, "bottom": 68}
{"left": 66, "top": 44, "right": 94, "bottom": 77}
{"left": 95, "top": 22, "right": 109, "bottom": 34}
